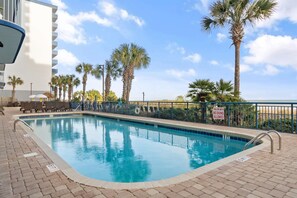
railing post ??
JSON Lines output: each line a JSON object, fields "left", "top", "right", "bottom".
{"left": 291, "top": 103, "right": 294, "bottom": 133}
{"left": 158, "top": 102, "right": 160, "bottom": 118}
{"left": 171, "top": 102, "right": 173, "bottom": 119}
{"left": 227, "top": 104, "right": 230, "bottom": 127}
{"left": 256, "top": 103, "right": 259, "bottom": 129}
{"left": 186, "top": 102, "right": 189, "bottom": 121}
{"left": 147, "top": 101, "right": 149, "bottom": 117}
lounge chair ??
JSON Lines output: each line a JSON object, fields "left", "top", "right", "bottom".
{"left": 35, "top": 102, "right": 44, "bottom": 113}
{"left": 44, "top": 101, "right": 56, "bottom": 112}
{"left": 20, "top": 102, "right": 28, "bottom": 111}
{"left": 0, "top": 106, "right": 4, "bottom": 115}
{"left": 23, "top": 102, "right": 34, "bottom": 113}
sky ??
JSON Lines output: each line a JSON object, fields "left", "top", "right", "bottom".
{"left": 45, "top": 0, "right": 297, "bottom": 101}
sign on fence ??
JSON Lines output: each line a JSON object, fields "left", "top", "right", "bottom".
{"left": 213, "top": 107, "right": 225, "bottom": 120}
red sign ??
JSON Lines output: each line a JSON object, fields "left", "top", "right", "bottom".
{"left": 213, "top": 107, "right": 225, "bottom": 120}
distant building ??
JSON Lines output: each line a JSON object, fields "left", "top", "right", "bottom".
{"left": 0, "top": 0, "right": 58, "bottom": 101}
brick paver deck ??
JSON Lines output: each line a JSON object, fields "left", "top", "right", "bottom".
{"left": 1, "top": 108, "right": 297, "bottom": 198}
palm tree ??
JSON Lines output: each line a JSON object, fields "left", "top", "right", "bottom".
{"left": 112, "top": 43, "right": 150, "bottom": 102}
{"left": 213, "top": 79, "right": 234, "bottom": 102}
{"left": 66, "top": 75, "right": 80, "bottom": 101}
{"left": 51, "top": 76, "right": 59, "bottom": 99}
{"left": 187, "top": 79, "right": 215, "bottom": 102}
{"left": 201, "top": 0, "right": 277, "bottom": 97}
{"left": 91, "top": 64, "right": 103, "bottom": 99}
{"left": 104, "top": 60, "right": 122, "bottom": 100}
{"left": 7, "top": 75, "right": 24, "bottom": 102}
{"left": 61, "top": 76, "right": 68, "bottom": 101}
{"left": 57, "top": 75, "right": 64, "bottom": 101}
{"left": 76, "top": 63, "right": 94, "bottom": 97}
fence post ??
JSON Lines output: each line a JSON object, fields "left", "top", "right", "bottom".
{"left": 158, "top": 102, "right": 160, "bottom": 118}
{"left": 171, "top": 102, "right": 173, "bottom": 119}
{"left": 291, "top": 103, "right": 294, "bottom": 133}
{"left": 227, "top": 104, "right": 230, "bottom": 127}
{"left": 147, "top": 101, "right": 149, "bottom": 117}
{"left": 256, "top": 103, "right": 259, "bottom": 129}
{"left": 186, "top": 102, "right": 189, "bottom": 121}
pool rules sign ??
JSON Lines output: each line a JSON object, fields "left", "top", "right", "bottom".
{"left": 213, "top": 107, "right": 225, "bottom": 120}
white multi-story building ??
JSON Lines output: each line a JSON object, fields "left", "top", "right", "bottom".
{"left": 0, "top": 0, "right": 58, "bottom": 101}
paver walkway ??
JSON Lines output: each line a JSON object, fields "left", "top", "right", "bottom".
{"left": 1, "top": 108, "right": 297, "bottom": 198}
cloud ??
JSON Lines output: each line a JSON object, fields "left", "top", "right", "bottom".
{"left": 51, "top": 0, "right": 67, "bottom": 10}
{"left": 50, "top": 0, "right": 112, "bottom": 45}
{"left": 166, "top": 69, "right": 196, "bottom": 79}
{"left": 255, "top": 0, "right": 297, "bottom": 29}
{"left": 193, "top": 0, "right": 210, "bottom": 13}
{"left": 263, "top": 65, "right": 280, "bottom": 76}
{"left": 166, "top": 42, "right": 186, "bottom": 55}
{"left": 183, "top": 53, "right": 202, "bottom": 63}
{"left": 243, "top": 35, "right": 297, "bottom": 71}
{"left": 240, "top": 64, "right": 253, "bottom": 73}
{"left": 95, "top": 36, "right": 103, "bottom": 43}
{"left": 217, "top": 33, "right": 227, "bottom": 42}
{"left": 57, "top": 49, "right": 80, "bottom": 66}
{"left": 210, "top": 60, "right": 218, "bottom": 65}
{"left": 98, "top": 1, "right": 145, "bottom": 27}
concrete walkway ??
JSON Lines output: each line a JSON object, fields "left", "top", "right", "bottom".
{"left": 1, "top": 108, "right": 297, "bottom": 198}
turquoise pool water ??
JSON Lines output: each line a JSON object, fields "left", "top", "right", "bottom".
{"left": 24, "top": 115, "right": 249, "bottom": 183}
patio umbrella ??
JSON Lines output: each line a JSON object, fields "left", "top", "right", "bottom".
{"left": 29, "top": 95, "right": 36, "bottom": 101}
{"left": 35, "top": 94, "right": 48, "bottom": 101}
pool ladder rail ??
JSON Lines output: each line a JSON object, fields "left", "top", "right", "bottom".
{"left": 243, "top": 130, "right": 281, "bottom": 154}
{"left": 13, "top": 119, "right": 34, "bottom": 132}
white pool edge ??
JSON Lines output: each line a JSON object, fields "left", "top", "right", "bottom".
{"left": 13, "top": 111, "right": 270, "bottom": 190}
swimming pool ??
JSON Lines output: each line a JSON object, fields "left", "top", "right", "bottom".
{"left": 22, "top": 114, "right": 252, "bottom": 183}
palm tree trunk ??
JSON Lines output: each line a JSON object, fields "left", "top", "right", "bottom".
{"left": 122, "top": 68, "right": 129, "bottom": 102}
{"left": 126, "top": 67, "right": 134, "bottom": 102}
{"left": 63, "top": 89, "right": 66, "bottom": 101}
{"left": 59, "top": 87, "right": 62, "bottom": 101}
{"left": 83, "top": 75, "right": 87, "bottom": 97}
{"left": 234, "top": 42, "right": 241, "bottom": 97}
{"left": 11, "top": 86, "right": 16, "bottom": 102}
{"left": 54, "top": 87, "right": 58, "bottom": 99}
{"left": 105, "top": 74, "right": 111, "bottom": 100}
{"left": 68, "top": 85, "right": 72, "bottom": 101}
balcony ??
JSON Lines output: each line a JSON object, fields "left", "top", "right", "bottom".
{"left": 0, "top": 0, "right": 22, "bottom": 25}
{"left": 52, "top": 32, "right": 58, "bottom": 40}
{"left": 52, "top": 41, "right": 58, "bottom": 49}
{"left": 52, "top": 22, "right": 57, "bottom": 31}
{"left": 0, "top": 64, "right": 5, "bottom": 71}
{"left": 52, "top": 13, "right": 58, "bottom": 22}
{"left": 52, "top": 59, "right": 58, "bottom": 66}
{"left": 52, "top": 68, "right": 58, "bottom": 75}
{"left": 0, "top": 71, "right": 5, "bottom": 89}
{"left": 52, "top": 50, "right": 57, "bottom": 58}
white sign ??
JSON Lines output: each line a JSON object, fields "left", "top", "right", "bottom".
{"left": 213, "top": 107, "right": 225, "bottom": 120}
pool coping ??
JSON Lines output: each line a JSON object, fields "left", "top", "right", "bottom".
{"left": 13, "top": 111, "right": 270, "bottom": 190}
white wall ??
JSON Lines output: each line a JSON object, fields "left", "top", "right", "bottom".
{"left": 4, "top": 0, "right": 53, "bottom": 96}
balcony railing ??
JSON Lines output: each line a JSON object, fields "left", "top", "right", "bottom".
{"left": 75, "top": 101, "right": 297, "bottom": 134}
{"left": 0, "top": 0, "right": 21, "bottom": 24}
{"left": 52, "top": 59, "right": 58, "bottom": 66}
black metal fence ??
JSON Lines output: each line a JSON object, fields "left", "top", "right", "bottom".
{"left": 72, "top": 101, "right": 297, "bottom": 133}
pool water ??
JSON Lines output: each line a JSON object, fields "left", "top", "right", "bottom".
{"left": 24, "top": 115, "right": 248, "bottom": 183}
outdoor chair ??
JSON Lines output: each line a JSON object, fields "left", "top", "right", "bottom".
{"left": 23, "top": 102, "right": 34, "bottom": 113}
{"left": 35, "top": 102, "right": 44, "bottom": 113}
{"left": 0, "top": 106, "right": 4, "bottom": 115}
{"left": 44, "top": 101, "right": 56, "bottom": 112}
{"left": 20, "top": 102, "right": 29, "bottom": 111}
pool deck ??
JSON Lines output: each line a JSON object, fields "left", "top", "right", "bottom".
{"left": 1, "top": 108, "right": 297, "bottom": 198}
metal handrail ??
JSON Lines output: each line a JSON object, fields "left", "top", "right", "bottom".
{"left": 243, "top": 132, "right": 274, "bottom": 154}
{"left": 254, "top": 130, "right": 281, "bottom": 150}
{"left": 13, "top": 119, "right": 33, "bottom": 132}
